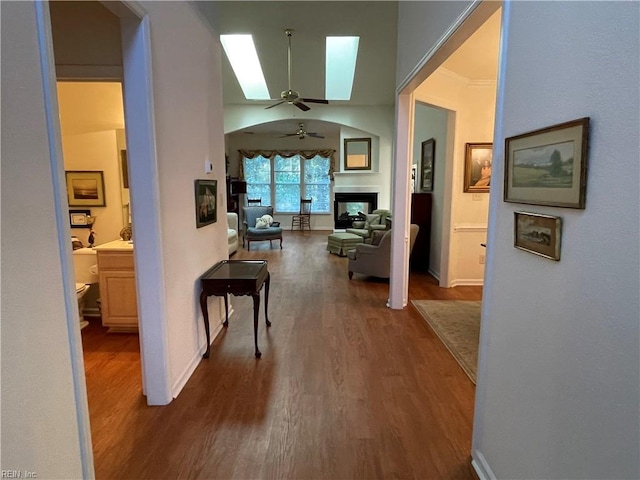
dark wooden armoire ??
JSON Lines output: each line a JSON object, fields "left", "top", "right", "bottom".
{"left": 410, "top": 193, "right": 432, "bottom": 272}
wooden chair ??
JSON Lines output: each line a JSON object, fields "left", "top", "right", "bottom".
{"left": 291, "top": 198, "right": 312, "bottom": 231}
{"left": 247, "top": 198, "right": 262, "bottom": 206}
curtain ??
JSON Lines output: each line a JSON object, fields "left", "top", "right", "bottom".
{"left": 238, "top": 149, "right": 336, "bottom": 180}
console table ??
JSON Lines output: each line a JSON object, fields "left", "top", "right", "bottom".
{"left": 199, "top": 260, "right": 271, "bottom": 358}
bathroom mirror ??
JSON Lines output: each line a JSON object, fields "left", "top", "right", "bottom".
{"left": 344, "top": 138, "right": 371, "bottom": 171}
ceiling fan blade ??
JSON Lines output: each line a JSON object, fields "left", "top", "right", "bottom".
{"left": 265, "top": 100, "right": 286, "bottom": 110}
{"left": 308, "top": 133, "right": 325, "bottom": 138}
{"left": 279, "top": 133, "right": 298, "bottom": 138}
{"left": 294, "top": 101, "right": 310, "bottom": 112}
{"left": 301, "top": 98, "right": 329, "bottom": 104}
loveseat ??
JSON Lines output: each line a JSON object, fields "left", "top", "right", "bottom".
{"left": 227, "top": 212, "right": 239, "bottom": 255}
{"left": 346, "top": 209, "right": 392, "bottom": 241}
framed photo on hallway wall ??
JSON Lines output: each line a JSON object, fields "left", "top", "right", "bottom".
{"left": 504, "top": 117, "right": 590, "bottom": 208}
{"left": 464, "top": 143, "right": 493, "bottom": 193}
{"left": 195, "top": 179, "right": 217, "bottom": 228}
{"left": 514, "top": 211, "right": 562, "bottom": 261}
{"left": 420, "top": 138, "right": 435, "bottom": 192}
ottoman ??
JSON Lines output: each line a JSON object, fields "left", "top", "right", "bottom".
{"left": 327, "top": 232, "right": 363, "bottom": 256}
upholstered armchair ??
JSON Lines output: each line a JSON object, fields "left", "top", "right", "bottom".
{"left": 346, "top": 209, "right": 392, "bottom": 241}
{"left": 347, "top": 224, "right": 419, "bottom": 279}
{"left": 242, "top": 205, "right": 283, "bottom": 251}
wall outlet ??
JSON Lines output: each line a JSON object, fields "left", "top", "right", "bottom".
{"left": 205, "top": 159, "right": 213, "bottom": 174}
{"left": 479, "top": 254, "right": 485, "bottom": 264}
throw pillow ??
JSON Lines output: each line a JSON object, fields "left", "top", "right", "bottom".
{"left": 371, "top": 230, "right": 386, "bottom": 246}
{"left": 255, "top": 214, "right": 273, "bottom": 229}
{"left": 365, "top": 213, "right": 380, "bottom": 228}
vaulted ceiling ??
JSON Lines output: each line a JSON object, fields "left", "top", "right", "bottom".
{"left": 197, "top": 1, "right": 500, "bottom": 136}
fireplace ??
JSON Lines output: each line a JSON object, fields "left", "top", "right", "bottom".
{"left": 334, "top": 192, "right": 378, "bottom": 229}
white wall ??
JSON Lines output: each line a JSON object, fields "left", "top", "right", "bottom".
{"left": 224, "top": 105, "right": 395, "bottom": 210}
{"left": 142, "top": 1, "right": 229, "bottom": 395}
{"left": 413, "top": 102, "right": 448, "bottom": 278}
{"left": 396, "top": 1, "right": 474, "bottom": 86}
{"left": 414, "top": 70, "right": 495, "bottom": 285}
{"left": 1, "top": 2, "right": 88, "bottom": 477}
{"left": 58, "top": 82, "right": 126, "bottom": 245}
{"left": 473, "top": 2, "right": 640, "bottom": 478}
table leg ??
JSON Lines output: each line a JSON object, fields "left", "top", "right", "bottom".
{"left": 223, "top": 294, "right": 229, "bottom": 327}
{"left": 252, "top": 292, "right": 261, "bottom": 358}
{"left": 264, "top": 272, "right": 271, "bottom": 327}
{"left": 199, "top": 290, "right": 211, "bottom": 358}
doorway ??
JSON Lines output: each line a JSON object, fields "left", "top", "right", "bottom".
{"left": 45, "top": 0, "right": 171, "bottom": 402}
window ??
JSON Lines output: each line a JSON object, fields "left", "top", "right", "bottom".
{"left": 243, "top": 154, "right": 331, "bottom": 213}
{"left": 243, "top": 155, "right": 271, "bottom": 204}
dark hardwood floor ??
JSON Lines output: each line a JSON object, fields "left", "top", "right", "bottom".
{"left": 82, "top": 230, "right": 482, "bottom": 479}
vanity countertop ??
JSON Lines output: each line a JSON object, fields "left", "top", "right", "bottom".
{"left": 93, "top": 240, "right": 134, "bottom": 251}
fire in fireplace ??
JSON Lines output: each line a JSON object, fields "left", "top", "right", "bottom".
{"left": 334, "top": 192, "right": 378, "bottom": 229}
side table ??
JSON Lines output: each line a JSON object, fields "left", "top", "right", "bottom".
{"left": 199, "top": 260, "right": 271, "bottom": 358}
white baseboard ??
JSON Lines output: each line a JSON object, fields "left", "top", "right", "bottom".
{"left": 472, "top": 450, "right": 496, "bottom": 480}
{"left": 427, "top": 268, "right": 440, "bottom": 281}
{"left": 171, "top": 305, "right": 231, "bottom": 398}
{"left": 450, "top": 278, "right": 484, "bottom": 287}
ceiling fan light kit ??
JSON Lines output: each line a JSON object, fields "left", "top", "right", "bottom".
{"left": 266, "top": 29, "right": 329, "bottom": 112}
{"left": 280, "top": 123, "right": 325, "bottom": 140}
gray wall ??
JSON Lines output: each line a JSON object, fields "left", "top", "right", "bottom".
{"left": 475, "top": 2, "right": 639, "bottom": 478}
{"left": 398, "top": 1, "right": 639, "bottom": 478}
{"left": 413, "top": 102, "right": 447, "bottom": 278}
{"left": 1, "top": 2, "right": 87, "bottom": 477}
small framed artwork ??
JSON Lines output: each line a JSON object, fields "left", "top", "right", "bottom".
{"left": 420, "top": 138, "right": 435, "bottom": 192}
{"left": 65, "top": 171, "right": 106, "bottom": 207}
{"left": 344, "top": 138, "right": 371, "bottom": 171}
{"left": 504, "top": 117, "right": 589, "bottom": 208}
{"left": 195, "top": 179, "right": 217, "bottom": 228}
{"left": 120, "top": 150, "right": 129, "bottom": 189}
{"left": 464, "top": 143, "right": 493, "bottom": 193}
{"left": 514, "top": 211, "right": 562, "bottom": 261}
{"left": 411, "top": 164, "right": 417, "bottom": 193}
{"left": 69, "top": 209, "right": 92, "bottom": 228}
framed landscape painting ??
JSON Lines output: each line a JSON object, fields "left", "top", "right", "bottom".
{"left": 514, "top": 211, "right": 562, "bottom": 261}
{"left": 195, "top": 179, "right": 217, "bottom": 228}
{"left": 65, "top": 171, "right": 106, "bottom": 207}
{"left": 420, "top": 138, "right": 435, "bottom": 192}
{"left": 504, "top": 117, "right": 590, "bottom": 208}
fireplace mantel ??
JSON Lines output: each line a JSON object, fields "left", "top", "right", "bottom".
{"left": 333, "top": 185, "right": 382, "bottom": 193}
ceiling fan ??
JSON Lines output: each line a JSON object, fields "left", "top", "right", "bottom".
{"left": 266, "top": 29, "right": 329, "bottom": 112}
{"left": 279, "top": 123, "right": 325, "bottom": 139}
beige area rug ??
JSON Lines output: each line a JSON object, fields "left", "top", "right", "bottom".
{"left": 411, "top": 300, "right": 481, "bottom": 384}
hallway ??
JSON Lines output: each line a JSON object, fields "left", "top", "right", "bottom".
{"left": 82, "top": 230, "right": 482, "bottom": 479}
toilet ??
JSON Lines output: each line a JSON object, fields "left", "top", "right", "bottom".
{"left": 75, "top": 283, "right": 91, "bottom": 329}
{"left": 72, "top": 245, "right": 99, "bottom": 329}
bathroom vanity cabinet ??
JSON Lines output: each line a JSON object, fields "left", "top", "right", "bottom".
{"left": 94, "top": 240, "right": 138, "bottom": 332}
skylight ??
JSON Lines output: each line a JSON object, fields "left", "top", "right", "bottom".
{"left": 325, "top": 36, "right": 359, "bottom": 101}
{"left": 220, "top": 34, "right": 271, "bottom": 100}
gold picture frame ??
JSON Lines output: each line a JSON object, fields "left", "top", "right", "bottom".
{"left": 504, "top": 117, "right": 589, "bottom": 208}
{"left": 464, "top": 143, "right": 493, "bottom": 193}
{"left": 65, "top": 171, "right": 106, "bottom": 207}
{"left": 514, "top": 211, "right": 562, "bottom": 261}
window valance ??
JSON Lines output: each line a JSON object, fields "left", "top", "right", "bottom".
{"left": 238, "top": 149, "right": 336, "bottom": 180}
